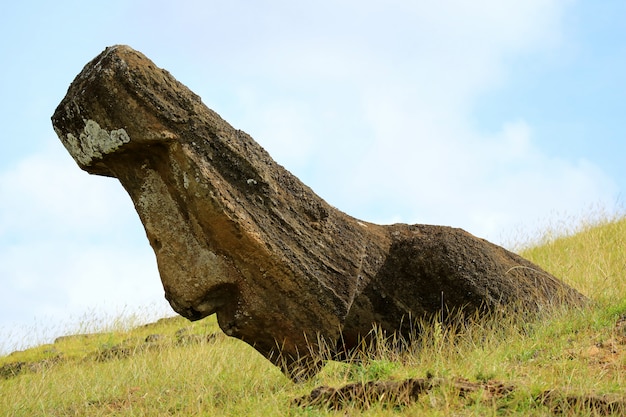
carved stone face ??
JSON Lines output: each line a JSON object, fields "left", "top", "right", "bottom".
{"left": 52, "top": 46, "right": 353, "bottom": 375}
{"left": 52, "top": 45, "right": 586, "bottom": 380}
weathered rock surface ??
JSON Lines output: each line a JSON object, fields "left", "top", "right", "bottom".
{"left": 52, "top": 45, "right": 586, "bottom": 379}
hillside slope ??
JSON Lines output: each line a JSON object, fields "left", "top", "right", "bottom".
{"left": 2, "top": 217, "right": 625, "bottom": 416}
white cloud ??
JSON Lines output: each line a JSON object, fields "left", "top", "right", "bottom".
{"left": 0, "top": 141, "right": 167, "bottom": 353}
{"left": 0, "top": 143, "right": 136, "bottom": 238}
{"left": 335, "top": 106, "right": 617, "bottom": 241}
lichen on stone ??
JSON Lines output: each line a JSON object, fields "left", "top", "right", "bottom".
{"left": 59, "top": 119, "right": 130, "bottom": 166}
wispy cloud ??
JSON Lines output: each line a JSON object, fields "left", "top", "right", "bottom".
{"left": 0, "top": 141, "right": 167, "bottom": 353}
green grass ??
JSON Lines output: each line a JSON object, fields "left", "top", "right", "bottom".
{"left": 2, "top": 215, "right": 626, "bottom": 416}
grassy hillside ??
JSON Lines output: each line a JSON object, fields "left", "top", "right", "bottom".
{"left": 2, "top": 217, "right": 625, "bottom": 416}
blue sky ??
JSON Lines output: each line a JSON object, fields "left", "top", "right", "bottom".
{"left": 1, "top": 0, "right": 624, "bottom": 353}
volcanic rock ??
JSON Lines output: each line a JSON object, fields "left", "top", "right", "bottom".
{"left": 52, "top": 45, "right": 586, "bottom": 379}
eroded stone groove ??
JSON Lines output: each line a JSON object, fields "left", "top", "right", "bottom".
{"left": 52, "top": 45, "right": 586, "bottom": 379}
